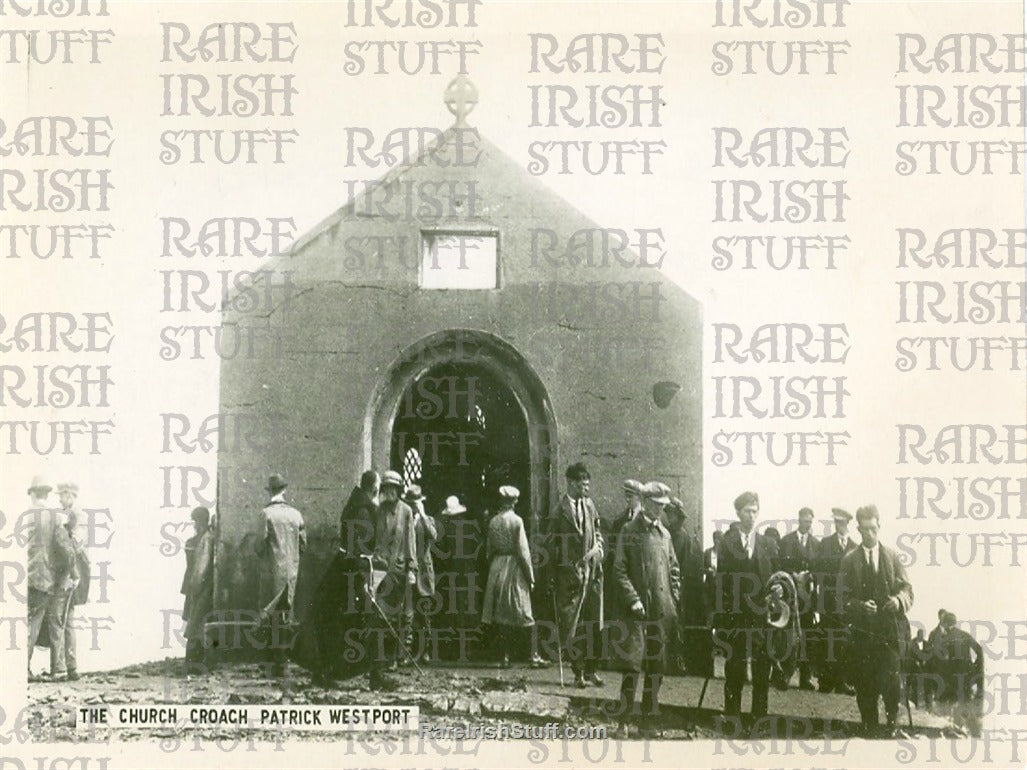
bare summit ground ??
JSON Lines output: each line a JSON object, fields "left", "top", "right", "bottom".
{"left": 26, "top": 658, "right": 954, "bottom": 743}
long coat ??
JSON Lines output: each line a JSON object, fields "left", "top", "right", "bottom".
{"left": 413, "top": 511, "right": 438, "bottom": 598}
{"left": 481, "top": 510, "right": 534, "bottom": 627}
{"left": 839, "top": 543, "right": 913, "bottom": 652}
{"left": 25, "top": 507, "right": 75, "bottom": 595}
{"left": 257, "top": 499, "right": 306, "bottom": 619}
{"left": 182, "top": 529, "right": 214, "bottom": 640}
{"left": 612, "top": 515, "right": 680, "bottom": 672}
{"left": 373, "top": 500, "right": 416, "bottom": 617}
{"left": 546, "top": 493, "right": 604, "bottom": 642}
{"left": 603, "top": 507, "right": 636, "bottom": 625}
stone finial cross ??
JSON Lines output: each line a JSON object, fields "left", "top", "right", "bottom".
{"left": 444, "top": 75, "right": 478, "bottom": 126}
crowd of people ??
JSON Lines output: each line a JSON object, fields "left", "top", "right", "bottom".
{"left": 21, "top": 462, "right": 983, "bottom": 740}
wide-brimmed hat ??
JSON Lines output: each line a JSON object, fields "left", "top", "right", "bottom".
{"left": 498, "top": 485, "right": 520, "bottom": 501}
{"left": 643, "top": 481, "right": 672, "bottom": 505}
{"left": 403, "top": 484, "right": 425, "bottom": 503}
{"left": 442, "top": 495, "right": 466, "bottom": 515}
{"left": 28, "top": 475, "right": 52, "bottom": 495}
{"left": 380, "top": 470, "right": 404, "bottom": 490}
{"left": 266, "top": 473, "right": 288, "bottom": 493}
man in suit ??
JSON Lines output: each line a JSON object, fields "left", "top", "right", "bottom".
{"left": 840, "top": 504, "right": 913, "bottom": 737}
{"left": 778, "top": 507, "right": 819, "bottom": 690}
{"left": 25, "top": 475, "right": 78, "bottom": 682}
{"left": 716, "top": 491, "right": 780, "bottom": 723}
{"left": 546, "top": 462, "right": 604, "bottom": 688}
{"left": 816, "top": 507, "right": 858, "bottom": 694}
{"left": 57, "top": 482, "right": 91, "bottom": 681}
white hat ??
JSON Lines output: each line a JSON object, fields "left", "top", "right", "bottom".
{"left": 442, "top": 495, "right": 467, "bottom": 515}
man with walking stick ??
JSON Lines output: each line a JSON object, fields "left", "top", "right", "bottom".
{"left": 546, "top": 463, "right": 605, "bottom": 689}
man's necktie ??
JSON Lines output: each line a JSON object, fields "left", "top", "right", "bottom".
{"left": 742, "top": 532, "right": 750, "bottom": 557}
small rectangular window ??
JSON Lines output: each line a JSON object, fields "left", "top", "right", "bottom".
{"left": 420, "top": 231, "right": 499, "bottom": 289}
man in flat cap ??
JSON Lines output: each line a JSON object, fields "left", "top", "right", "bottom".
{"left": 256, "top": 473, "right": 306, "bottom": 674}
{"left": 25, "top": 475, "right": 77, "bottom": 681}
{"left": 612, "top": 481, "right": 680, "bottom": 738}
{"left": 368, "top": 470, "right": 416, "bottom": 685}
{"left": 57, "top": 482, "right": 91, "bottom": 681}
{"left": 839, "top": 505, "right": 913, "bottom": 737}
{"left": 716, "top": 491, "right": 780, "bottom": 725}
{"left": 547, "top": 462, "right": 605, "bottom": 688}
{"left": 778, "top": 507, "right": 819, "bottom": 691}
{"left": 815, "top": 507, "right": 858, "bottom": 694}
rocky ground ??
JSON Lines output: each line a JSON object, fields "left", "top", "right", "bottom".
{"left": 25, "top": 658, "right": 964, "bottom": 745}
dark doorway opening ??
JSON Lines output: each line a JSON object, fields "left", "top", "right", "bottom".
{"left": 389, "top": 361, "right": 532, "bottom": 662}
{"left": 390, "top": 362, "right": 530, "bottom": 518}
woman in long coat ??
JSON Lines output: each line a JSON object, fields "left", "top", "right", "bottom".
{"left": 481, "top": 486, "right": 535, "bottom": 667}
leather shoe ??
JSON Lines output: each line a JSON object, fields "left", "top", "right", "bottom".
{"left": 574, "top": 674, "right": 587, "bottom": 689}
{"left": 586, "top": 672, "right": 603, "bottom": 686}
{"left": 799, "top": 679, "right": 815, "bottom": 691}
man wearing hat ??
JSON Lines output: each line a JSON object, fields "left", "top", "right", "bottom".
{"left": 404, "top": 484, "right": 437, "bottom": 663}
{"left": 716, "top": 491, "right": 780, "bottom": 724}
{"left": 839, "top": 505, "right": 913, "bottom": 737}
{"left": 778, "top": 507, "right": 819, "bottom": 691}
{"left": 368, "top": 470, "right": 416, "bottom": 682}
{"left": 815, "top": 507, "right": 858, "bottom": 694}
{"left": 256, "top": 473, "right": 306, "bottom": 674}
{"left": 57, "top": 482, "right": 91, "bottom": 681}
{"left": 25, "top": 475, "right": 77, "bottom": 681}
{"left": 546, "top": 462, "right": 605, "bottom": 688}
{"left": 612, "top": 481, "right": 680, "bottom": 738}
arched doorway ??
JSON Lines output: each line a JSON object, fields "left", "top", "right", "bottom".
{"left": 365, "top": 330, "right": 557, "bottom": 661}
{"left": 365, "top": 329, "right": 557, "bottom": 532}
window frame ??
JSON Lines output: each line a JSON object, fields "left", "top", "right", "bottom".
{"left": 418, "top": 227, "right": 501, "bottom": 291}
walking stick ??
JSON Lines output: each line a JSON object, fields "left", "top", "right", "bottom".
{"left": 362, "top": 556, "right": 426, "bottom": 677}
{"left": 552, "top": 590, "right": 565, "bottom": 687}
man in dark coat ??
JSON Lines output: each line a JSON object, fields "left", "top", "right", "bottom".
{"left": 546, "top": 462, "right": 604, "bottom": 688}
{"left": 612, "top": 481, "right": 680, "bottom": 738}
{"left": 716, "top": 491, "right": 780, "bottom": 723}
{"left": 840, "top": 504, "right": 914, "bottom": 737}
{"left": 778, "top": 507, "right": 819, "bottom": 690}
{"left": 816, "top": 507, "right": 858, "bottom": 694}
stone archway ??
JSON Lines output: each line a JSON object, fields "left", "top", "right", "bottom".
{"left": 365, "top": 329, "right": 557, "bottom": 530}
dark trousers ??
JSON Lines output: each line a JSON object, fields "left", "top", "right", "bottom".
{"left": 616, "top": 624, "right": 665, "bottom": 722}
{"left": 724, "top": 628, "right": 772, "bottom": 718}
{"left": 852, "top": 639, "right": 901, "bottom": 727}
{"left": 619, "top": 672, "right": 662, "bottom": 721}
{"left": 569, "top": 619, "right": 601, "bottom": 677}
{"left": 817, "top": 617, "right": 850, "bottom": 692}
